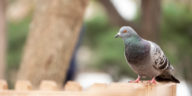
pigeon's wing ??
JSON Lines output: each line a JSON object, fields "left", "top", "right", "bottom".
{"left": 148, "top": 41, "right": 174, "bottom": 71}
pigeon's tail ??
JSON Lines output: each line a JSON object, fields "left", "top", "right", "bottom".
{"left": 155, "top": 73, "right": 180, "bottom": 83}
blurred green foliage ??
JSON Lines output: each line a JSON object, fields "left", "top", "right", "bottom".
{"left": 7, "top": 16, "right": 31, "bottom": 70}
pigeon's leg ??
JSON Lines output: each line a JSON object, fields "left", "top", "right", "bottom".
{"left": 149, "top": 77, "right": 157, "bottom": 84}
{"left": 129, "top": 75, "right": 141, "bottom": 83}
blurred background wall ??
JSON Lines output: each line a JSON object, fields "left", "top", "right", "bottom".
{"left": 0, "top": 0, "right": 191, "bottom": 95}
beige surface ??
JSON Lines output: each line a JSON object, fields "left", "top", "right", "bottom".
{"left": 15, "top": 80, "right": 32, "bottom": 91}
{"left": 0, "top": 80, "right": 176, "bottom": 96}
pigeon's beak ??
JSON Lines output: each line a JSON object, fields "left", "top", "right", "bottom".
{"left": 115, "top": 34, "right": 120, "bottom": 38}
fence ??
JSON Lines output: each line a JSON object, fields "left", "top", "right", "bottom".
{"left": 0, "top": 80, "right": 176, "bottom": 96}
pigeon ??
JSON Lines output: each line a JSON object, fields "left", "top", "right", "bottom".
{"left": 115, "top": 26, "right": 180, "bottom": 83}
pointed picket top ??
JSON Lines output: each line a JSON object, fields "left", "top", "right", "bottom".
{"left": 15, "top": 80, "right": 32, "bottom": 91}
{"left": 64, "top": 81, "right": 82, "bottom": 91}
{"left": 0, "top": 80, "right": 8, "bottom": 90}
{"left": 40, "top": 80, "right": 59, "bottom": 91}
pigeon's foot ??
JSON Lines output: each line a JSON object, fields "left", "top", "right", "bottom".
{"left": 129, "top": 80, "right": 140, "bottom": 83}
{"left": 129, "top": 75, "right": 140, "bottom": 83}
{"left": 149, "top": 77, "right": 157, "bottom": 84}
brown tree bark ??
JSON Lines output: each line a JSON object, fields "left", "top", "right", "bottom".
{"left": 141, "top": 0, "right": 161, "bottom": 42}
{"left": 0, "top": 0, "right": 6, "bottom": 79}
{"left": 17, "top": 0, "right": 89, "bottom": 87}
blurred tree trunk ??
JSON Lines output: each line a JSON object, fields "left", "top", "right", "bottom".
{"left": 17, "top": 0, "right": 88, "bottom": 87}
{"left": 140, "top": 0, "right": 161, "bottom": 42}
{"left": 0, "top": 0, "right": 6, "bottom": 79}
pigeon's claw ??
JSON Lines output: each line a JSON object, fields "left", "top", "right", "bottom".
{"left": 129, "top": 75, "right": 141, "bottom": 83}
{"left": 129, "top": 79, "right": 140, "bottom": 83}
{"left": 149, "top": 77, "right": 157, "bottom": 84}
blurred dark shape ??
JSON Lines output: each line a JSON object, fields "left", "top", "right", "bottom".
{"left": 65, "top": 25, "right": 85, "bottom": 83}
{"left": 65, "top": 56, "right": 76, "bottom": 82}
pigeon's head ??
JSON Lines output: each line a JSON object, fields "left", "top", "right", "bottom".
{"left": 115, "top": 26, "right": 138, "bottom": 39}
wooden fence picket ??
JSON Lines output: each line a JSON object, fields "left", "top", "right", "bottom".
{"left": 0, "top": 80, "right": 177, "bottom": 96}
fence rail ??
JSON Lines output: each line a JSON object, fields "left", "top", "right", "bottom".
{"left": 0, "top": 80, "right": 176, "bottom": 96}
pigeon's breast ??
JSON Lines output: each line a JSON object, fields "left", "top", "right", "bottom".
{"left": 125, "top": 43, "right": 150, "bottom": 64}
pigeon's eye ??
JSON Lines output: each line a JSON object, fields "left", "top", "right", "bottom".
{"left": 123, "top": 30, "right": 127, "bottom": 33}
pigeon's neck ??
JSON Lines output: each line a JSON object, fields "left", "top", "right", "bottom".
{"left": 123, "top": 35, "right": 141, "bottom": 46}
